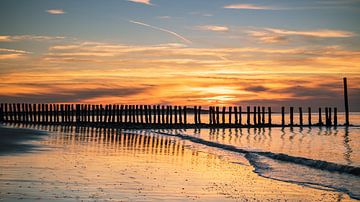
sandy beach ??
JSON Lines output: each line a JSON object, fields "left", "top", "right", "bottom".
{"left": 0, "top": 124, "right": 357, "bottom": 201}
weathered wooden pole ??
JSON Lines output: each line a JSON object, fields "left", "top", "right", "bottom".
{"left": 0, "top": 103, "right": 3, "bottom": 122}
{"left": 209, "top": 107, "right": 213, "bottom": 125}
{"left": 257, "top": 106, "right": 261, "bottom": 125}
{"left": 157, "top": 105, "right": 161, "bottom": 124}
{"left": 247, "top": 106, "right": 251, "bottom": 125}
{"left": 228, "top": 106, "right": 232, "bottom": 124}
{"left": 261, "top": 106, "right": 265, "bottom": 125}
{"left": 183, "top": 106, "right": 187, "bottom": 125}
{"left": 140, "top": 105, "right": 144, "bottom": 124}
{"left": 325, "top": 107, "right": 329, "bottom": 126}
{"left": 222, "top": 106, "right": 226, "bottom": 124}
{"left": 234, "top": 106, "right": 238, "bottom": 124}
{"left": 198, "top": 106, "right": 202, "bottom": 124}
{"left": 144, "top": 105, "right": 148, "bottom": 124}
{"left": 194, "top": 106, "right": 198, "bottom": 124}
{"left": 174, "top": 105, "right": 178, "bottom": 124}
{"left": 239, "top": 106, "right": 242, "bottom": 125}
{"left": 165, "top": 106, "right": 169, "bottom": 124}
{"left": 308, "top": 107, "right": 312, "bottom": 126}
{"left": 29, "top": 104, "right": 33, "bottom": 123}
{"left": 290, "top": 107, "right": 294, "bottom": 126}
{"left": 329, "top": 107, "right": 332, "bottom": 126}
{"left": 281, "top": 107, "right": 285, "bottom": 127}
{"left": 268, "top": 107, "right": 272, "bottom": 125}
{"left": 179, "top": 105, "right": 183, "bottom": 124}
{"left": 253, "top": 106, "right": 257, "bottom": 126}
{"left": 216, "top": 106, "right": 220, "bottom": 125}
{"left": 334, "top": 107, "right": 338, "bottom": 127}
{"left": 299, "top": 107, "right": 303, "bottom": 127}
{"left": 343, "top": 77, "right": 349, "bottom": 126}
{"left": 318, "top": 107, "right": 322, "bottom": 125}
{"left": 169, "top": 105, "right": 172, "bottom": 124}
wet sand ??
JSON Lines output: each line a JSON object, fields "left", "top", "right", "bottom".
{"left": 0, "top": 124, "right": 357, "bottom": 201}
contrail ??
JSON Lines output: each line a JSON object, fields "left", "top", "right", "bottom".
{"left": 129, "top": 20, "right": 192, "bottom": 44}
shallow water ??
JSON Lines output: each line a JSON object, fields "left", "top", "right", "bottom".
{"left": 0, "top": 124, "right": 358, "bottom": 201}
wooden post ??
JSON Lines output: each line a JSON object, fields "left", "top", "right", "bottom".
{"left": 325, "top": 107, "right": 329, "bottom": 126}
{"left": 132, "top": 105, "right": 136, "bottom": 123}
{"left": 318, "top": 107, "right": 322, "bottom": 125}
{"left": 179, "top": 105, "right": 183, "bottom": 124}
{"left": 0, "top": 103, "right": 3, "bottom": 122}
{"left": 135, "top": 105, "right": 139, "bottom": 123}
{"left": 299, "top": 107, "right": 303, "bottom": 127}
{"left": 124, "top": 105, "right": 128, "bottom": 123}
{"left": 334, "top": 107, "right": 338, "bottom": 127}
{"left": 268, "top": 107, "right": 271, "bottom": 125}
{"left": 140, "top": 105, "right": 144, "bottom": 124}
{"left": 329, "top": 107, "right": 332, "bottom": 126}
{"left": 257, "top": 106, "right": 261, "bottom": 125}
{"left": 161, "top": 105, "right": 165, "bottom": 124}
{"left": 148, "top": 105, "right": 152, "bottom": 124}
{"left": 234, "top": 106, "right": 238, "bottom": 124}
{"left": 169, "top": 105, "right": 173, "bottom": 124}
{"left": 228, "top": 106, "right": 232, "bottom": 124}
{"left": 166, "top": 106, "right": 169, "bottom": 124}
{"left": 308, "top": 107, "right": 312, "bottom": 126}
{"left": 198, "top": 106, "right": 202, "bottom": 124}
{"left": 253, "top": 106, "right": 257, "bottom": 126}
{"left": 153, "top": 105, "right": 157, "bottom": 123}
{"left": 144, "top": 105, "right": 148, "bottom": 124}
{"left": 281, "top": 107, "right": 285, "bottom": 127}
{"left": 239, "top": 106, "right": 242, "bottom": 125}
{"left": 290, "top": 107, "right": 294, "bottom": 126}
{"left": 209, "top": 107, "right": 213, "bottom": 125}
{"left": 194, "top": 106, "right": 198, "bottom": 124}
{"left": 183, "top": 106, "right": 187, "bottom": 125}
{"left": 216, "top": 106, "right": 219, "bottom": 125}
{"left": 9, "top": 104, "right": 13, "bottom": 122}
{"left": 262, "top": 106, "right": 265, "bottom": 125}
{"left": 29, "top": 104, "right": 33, "bottom": 123}
{"left": 157, "top": 105, "right": 161, "bottom": 124}
{"left": 222, "top": 106, "right": 226, "bottom": 124}
{"left": 343, "top": 77, "right": 349, "bottom": 126}
{"left": 17, "top": 103, "right": 21, "bottom": 122}
{"left": 247, "top": 106, "right": 251, "bottom": 125}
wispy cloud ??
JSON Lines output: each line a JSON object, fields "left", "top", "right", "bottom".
{"left": 0, "top": 35, "right": 65, "bottom": 42}
{"left": 129, "top": 20, "right": 192, "bottom": 44}
{"left": 127, "top": 0, "right": 152, "bottom": 5}
{"left": 224, "top": 4, "right": 277, "bottom": 10}
{"left": 247, "top": 28, "right": 356, "bottom": 44}
{"left": 0, "top": 48, "right": 30, "bottom": 60}
{"left": 266, "top": 28, "right": 355, "bottom": 38}
{"left": 46, "top": 9, "right": 65, "bottom": 15}
{"left": 197, "top": 25, "right": 229, "bottom": 32}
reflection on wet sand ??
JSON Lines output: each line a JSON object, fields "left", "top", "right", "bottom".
{"left": 0, "top": 123, "right": 357, "bottom": 201}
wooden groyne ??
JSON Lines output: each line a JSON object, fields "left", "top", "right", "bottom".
{"left": 0, "top": 77, "right": 351, "bottom": 129}
{"left": 0, "top": 103, "right": 343, "bottom": 129}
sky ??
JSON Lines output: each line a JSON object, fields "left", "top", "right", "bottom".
{"left": 0, "top": 0, "right": 360, "bottom": 111}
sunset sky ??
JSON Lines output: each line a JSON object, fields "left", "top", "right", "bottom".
{"left": 0, "top": 0, "right": 359, "bottom": 111}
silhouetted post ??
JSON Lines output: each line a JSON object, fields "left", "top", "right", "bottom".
{"left": 166, "top": 106, "right": 169, "bottom": 124}
{"left": 211, "top": 107, "right": 215, "bottom": 125}
{"left": 104, "top": 104, "right": 109, "bottom": 123}
{"left": 216, "top": 106, "right": 220, "bottom": 125}
{"left": 253, "top": 106, "right": 257, "bottom": 126}
{"left": 209, "top": 107, "right": 213, "bottom": 125}
{"left": 132, "top": 105, "right": 136, "bottom": 123}
{"left": 247, "top": 106, "right": 251, "bottom": 125}
{"left": 134, "top": 105, "right": 138, "bottom": 123}
{"left": 174, "top": 105, "right": 178, "bottom": 124}
{"left": 228, "top": 106, "right": 232, "bottom": 124}
{"left": 222, "top": 106, "right": 226, "bottom": 124}
{"left": 3, "top": 103, "right": 8, "bottom": 122}
{"left": 329, "top": 107, "right": 332, "bottom": 126}
{"left": 334, "top": 107, "right": 338, "bottom": 127}
{"left": 48, "top": 104, "right": 52, "bottom": 123}
{"left": 139, "top": 105, "right": 143, "bottom": 124}
{"left": 257, "top": 106, "right": 261, "bottom": 125}
{"left": 68, "top": 104, "right": 71, "bottom": 123}
{"left": 17, "top": 103, "right": 21, "bottom": 122}
{"left": 29, "top": 104, "right": 33, "bottom": 123}
{"left": 144, "top": 105, "right": 148, "bottom": 124}
{"left": 148, "top": 105, "right": 152, "bottom": 124}
{"left": 183, "top": 106, "right": 187, "bottom": 125}
{"left": 169, "top": 105, "right": 172, "bottom": 124}
{"left": 318, "top": 107, "right": 322, "bottom": 125}
{"left": 96, "top": 105, "right": 100, "bottom": 123}
{"left": 60, "top": 104, "right": 64, "bottom": 124}
{"left": 268, "top": 107, "right": 272, "bottom": 125}
{"left": 299, "top": 107, "right": 303, "bottom": 126}
{"left": 153, "top": 105, "right": 157, "bottom": 123}
{"left": 290, "top": 107, "right": 294, "bottom": 126}
{"left": 55, "top": 104, "right": 59, "bottom": 123}
{"left": 194, "top": 106, "right": 198, "bottom": 124}
{"left": 0, "top": 103, "right": 3, "bottom": 122}
{"left": 179, "top": 105, "right": 183, "bottom": 124}
{"left": 325, "top": 107, "right": 329, "bottom": 126}
{"left": 281, "top": 107, "right": 285, "bottom": 127}
{"left": 308, "top": 107, "right": 312, "bottom": 126}
{"left": 343, "top": 77, "right": 349, "bottom": 126}
{"left": 161, "top": 105, "right": 165, "bottom": 124}
{"left": 198, "top": 106, "right": 202, "bottom": 124}
{"left": 234, "top": 106, "right": 238, "bottom": 124}
{"left": 157, "top": 105, "right": 161, "bottom": 124}
{"left": 239, "top": 106, "right": 242, "bottom": 125}
{"left": 262, "top": 106, "right": 265, "bottom": 125}
{"left": 8, "top": 104, "right": 13, "bottom": 122}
